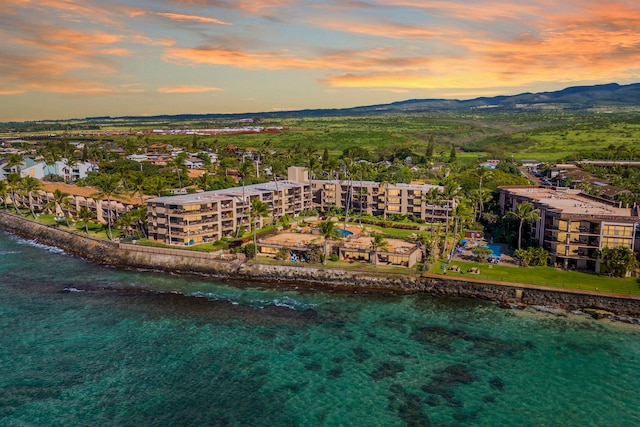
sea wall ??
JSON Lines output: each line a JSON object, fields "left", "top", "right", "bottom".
{"left": 2, "top": 211, "right": 640, "bottom": 317}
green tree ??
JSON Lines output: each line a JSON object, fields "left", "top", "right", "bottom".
{"left": 44, "top": 188, "right": 73, "bottom": 226}
{"left": 0, "top": 181, "right": 8, "bottom": 211}
{"left": 472, "top": 245, "right": 493, "bottom": 262}
{"left": 424, "top": 187, "right": 442, "bottom": 240}
{"left": 415, "top": 233, "right": 434, "bottom": 265}
{"left": 91, "top": 174, "right": 123, "bottom": 240}
{"left": 474, "top": 167, "right": 493, "bottom": 217}
{"left": 598, "top": 246, "right": 638, "bottom": 277}
{"left": 6, "top": 173, "right": 22, "bottom": 213}
{"left": 78, "top": 206, "right": 95, "bottom": 234}
{"left": 19, "top": 176, "right": 43, "bottom": 218}
{"left": 250, "top": 198, "right": 269, "bottom": 263}
{"left": 318, "top": 220, "right": 339, "bottom": 265}
{"left": 369, "top": 233, "right": 389, "bottom": 267}
{"left": 505, "top": 201, "right": 540, "bottom": 250}
{"left": 440, "top": 181, "right": 460, "bottom": 257}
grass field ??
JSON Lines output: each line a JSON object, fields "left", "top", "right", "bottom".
{"left": 429, "top": 259, "right": 640, "bottom": 295}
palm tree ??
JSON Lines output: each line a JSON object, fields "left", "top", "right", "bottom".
{"left": 415, "top": 233, "right": 433, "bottom": 265}
{"left": 250, "top": 198, "right": 269, "bottom": 263}
{"left": 448, "top": 199, "right": 473, "bottom": 260}
{"left": 0, "top": 181, "right": 9, "bottom": 211}
{"left": 474, "top": 167, "right": 493, "bottom": 217}
{"left": 91, "top": 174, "right": 123, "bottom": 240}
{"left": 44, "top": 188, "right": 73, "bottom": 226}
{"left": 424, "top": 187, "right": 442, "bottom": 240}
{"left": 6, "top": 173, "right": 22, "bottom": 214}
{"left": 440, "top": 181, "right": 460, "bottom": 257}
{"left": 369, "top": 233, "right": 389, "bottom": 267}
{"left": 78, "top": 206, "right": 95, "bottom": 234}
{"left": 318, "top": 220, "right": 339, "bottom": 265}
{"left": 505, "top": 201, "right": 541, "bottom": 250}
{"left": 19, "top": 176, "right": 42, "bottom": 218}
{"left": 146, "top": 176, "right": 168, "bottom": 197}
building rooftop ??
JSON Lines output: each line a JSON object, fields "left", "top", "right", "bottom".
{"left": 501, "top": 186, "right": 635, "bottom": 218}
{"left": 148, "top": 180, "right": 307, "bottom": 205}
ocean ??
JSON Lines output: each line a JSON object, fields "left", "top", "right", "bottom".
{"left": 1, "top": 230, "right": 639, "bottom": 426}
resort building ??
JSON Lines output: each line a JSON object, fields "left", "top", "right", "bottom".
{"left": 146, "top": 166, "right": 453, "bottom": 246}
{"left": 147, "top": 178, "right": 312, "bottom": 246}
{"left": 11, "top": 182, "right": 140, "bottom": 224}
{"left": 306, "top": 178, "right": 450, "bottom": 222}
{"left": 498, "top": 186, "right": 639, "bottom": 272}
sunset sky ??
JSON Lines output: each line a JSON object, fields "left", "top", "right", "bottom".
{"left": 2, "top": 0, "right": 640, "bottom": 121}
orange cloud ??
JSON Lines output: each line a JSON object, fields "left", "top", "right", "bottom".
{"left": 158, "top": 85, "right": 222, "bottom": 93}
{"left": 163, "top": 45, "right": 436, "bottom": 72}
{"left": 168, "top": 0, "right": 295, "bottom": 12}
{"left": 156, "top": 12, "right": 231, "bottom": 25}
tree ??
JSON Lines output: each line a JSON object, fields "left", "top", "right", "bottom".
{"left": 78, "top": 206, "right": 95, "bottom": 234}
{"left": 369, "top": 233, "right": 389, "bottom": 267}
{"left": 19, "top": 176, "right": 42, "bottom": 218}
{"left": 474, "top": 167, "right": 493, "bottom": 217}
{"left": 505, "top": 201, "right": 540, "bottom": 250}
{"left": 448, "top": 199, "right": 473, "bottom": 260}
{"left": 6, "top": 173, "right": 22, "bottom": 214}
{"left": 514, "top": 246, "right": 549, "bottom": 267}
{"left": 449, "top": 144, "right": 457, "bottom": 163}
{"left": 318, "top": 220, "right": 339, "bottom": 265}
{"left": 44, "top": 188, "right": 73, "bottom": 226}
{"left": 0, "top": 181, "right": 8, "bottom": 211}
{"left": 472, "top": 245, "right": 493, "bottom": 262}
{"left": 598, "top": 246, "right": 638, "bottom": 277}
{"left": 415, "top": 233, "right": 434, "bottom": 265}
{"left": 440, "top": 181, "right": 460, "bottom": 257}
{"left": 250, "top": 198, "right": 269, "bottom": 263}
{"left": 146, "top": 176, "right": 168, "bottom": 197}
{"left": 424, "top": 187, "right": 442, "bottom": 240}
{"left": 91, "top": 174, "right": 123, "bottom": 240}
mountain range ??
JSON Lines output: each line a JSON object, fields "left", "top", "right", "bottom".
{"left": 105, "top": 82, "right": 640, "bottom": 121}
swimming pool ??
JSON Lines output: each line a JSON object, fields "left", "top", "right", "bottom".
{"left": 337, "top": 228, "right": 353, "bottom": 237}
{"left": 486, "top": 243, "right": 502, "bottom": 257}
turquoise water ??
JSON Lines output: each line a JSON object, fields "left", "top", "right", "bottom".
{"left": 485, "top": 244, "right": 503, "bottom": 257}
{"left": 337, "top": 228, "right": 353, "bottom": 237}
{"left": 1, "top": 231, "right": 639, "bottom": 426}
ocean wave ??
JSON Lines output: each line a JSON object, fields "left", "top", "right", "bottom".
{"left": 62, "top": 287, "right": 85, "bottom": 293}
{"left": 13, "top": 237, "right": 66, "bottom": 254}
{"left": 0, "top": 250, "right": 20, "bottom": 255}
{"left": 187, "top": 291, "right": 316, "bottom": 311}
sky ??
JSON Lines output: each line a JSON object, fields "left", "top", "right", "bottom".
{"left": 1, "top": 0, "right": 640, "bottom": 121}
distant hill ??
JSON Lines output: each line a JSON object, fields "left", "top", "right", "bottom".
{"left": 106, "top": 82, "right": 640, "bottom": 122}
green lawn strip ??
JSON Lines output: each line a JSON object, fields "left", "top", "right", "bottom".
{"left": 430, "top": 259, "right": 640, "bottom": 295}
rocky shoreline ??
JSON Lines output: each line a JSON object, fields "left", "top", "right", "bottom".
{"left": 1, "top": 211, "right": 640, "bottom": 321}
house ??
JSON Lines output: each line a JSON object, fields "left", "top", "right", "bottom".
{"left": 184, "top": 157, "right": 204, "bottom": 169}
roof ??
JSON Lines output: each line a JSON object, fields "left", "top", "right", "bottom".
{"left": 499, "top": 186, "right": 635, "bottom": 219}
{"left": 41, "top": 182, "right": 144, "bottom": 205}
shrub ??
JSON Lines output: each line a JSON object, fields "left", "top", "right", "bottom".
{"left": 242, "top": 243, "right": 256, "bottom": 258}
{"left": 514, "top": 246, "right": 549, "bottom": 267}
{"left": 329, "top": 253, "right": 339, "bottom": 262}
{"left": 275, "top": 247, "right": 291, "bottom": 261}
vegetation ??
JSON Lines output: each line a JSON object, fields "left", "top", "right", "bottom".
{"left": 4, "top": 109, "right": 640, "bottom": 296}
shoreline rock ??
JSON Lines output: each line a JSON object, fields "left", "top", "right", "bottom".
{"left": 1, "top": 211, "right": 640, "bottom": 319}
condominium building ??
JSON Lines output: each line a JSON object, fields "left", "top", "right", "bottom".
{"left": 10, "top": 182, "right": 139, "bottom": 224}
{"left": 146, "top": 166, "right": 451, "bottom": 246}
{"left": 308, "top": 179, "right": 450, "bottom": 222}
{"left": 147, "top": 180, "right": 312, "bottom": 246}
{"left": 498, "top": 186, "right": 639, "bottom": 272}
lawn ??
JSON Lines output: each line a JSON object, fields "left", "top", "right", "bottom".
{"left": 429, "top": 259, "right": 640, "bottom": 295}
